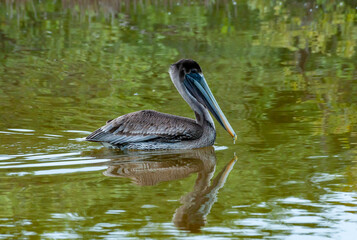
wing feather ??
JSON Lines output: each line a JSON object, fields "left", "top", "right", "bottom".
{"left": 86, "top": 110, "right": 202, "bottom": 146}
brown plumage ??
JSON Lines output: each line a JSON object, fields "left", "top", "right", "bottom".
{"left": 86, "top": 59, "right": 237, "bottom": 150}
{"left": 86, "top": 110, "right": 203, "bottom": 144}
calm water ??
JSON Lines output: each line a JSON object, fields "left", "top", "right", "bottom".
{"left": 1, "top": 1, "right": 357, "bottom": 239}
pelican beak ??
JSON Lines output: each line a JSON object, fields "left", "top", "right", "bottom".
{"left": 184, "top": 72, "right": 237, "bottom": 142}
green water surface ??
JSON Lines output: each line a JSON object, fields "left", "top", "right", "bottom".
{"left": 0, "top": 1, "right": 357, "bottom": 239}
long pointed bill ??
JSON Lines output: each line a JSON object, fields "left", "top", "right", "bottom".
{"left": 184, "top": 73, "right": 237, "bottom": 142}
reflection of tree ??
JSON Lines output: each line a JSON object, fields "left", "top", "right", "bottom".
{"left": 98, "top": 147, "right": 237, "bottom": 232}
{"left": 244, "top": 0, "right": 357, "bottom": 150}
{"left": 0, "top": 0, "right": 356, "bottom": 145}
{"left": 249, "top": 0, "right": 356, "bottom": 58}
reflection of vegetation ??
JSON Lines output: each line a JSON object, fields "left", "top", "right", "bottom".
{"left": 249, "top": 0, "right": 356, "bottom": 57}
{"left": 246, "top": 0, "right": 357, "bottom": 141}
{"left": 0, "top": 1, "right": 356, "bottom": 238}
{"left": 0, "top": 1, "right": 355, "bottom": 139}
{"left": 0, "top": 0, "right": 356, "bottom": 149}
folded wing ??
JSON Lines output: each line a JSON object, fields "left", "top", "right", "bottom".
{"left": 86, "top": 110, "right": 202, "bottom": 146}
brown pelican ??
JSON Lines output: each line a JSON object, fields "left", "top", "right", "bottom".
{"left": 86, "top": 59, "right": 237, "bottom": 150}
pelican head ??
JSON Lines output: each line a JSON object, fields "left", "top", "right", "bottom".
{"left": 169, "top": 59, "right": 237, "bottom": 142}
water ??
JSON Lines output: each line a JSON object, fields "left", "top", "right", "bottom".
{"left": 1, "top": 1, "right": 357, "bottom": 239}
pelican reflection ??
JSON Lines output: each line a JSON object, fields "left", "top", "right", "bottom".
{"left": 100, "top": 147, "right": 237, "bottom": 232}
{"left": 103, "top": 147, "right": 216, "bottom": 186}
{"left": 173, "top": 154, "right": 236, "bottom": 232}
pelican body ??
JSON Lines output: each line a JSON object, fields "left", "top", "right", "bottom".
{"left": 86, "top": 59, "right": 237, "bottom": 150}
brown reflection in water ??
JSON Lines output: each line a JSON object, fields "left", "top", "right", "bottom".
{"left": 96, "top": 147, "right": 236, "bottom": 232}
{"left": 102, "top": 147, "right": 216, "bottom": 186}
{"left": 173, "top": 153, "right": 236, "bottom": 233}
